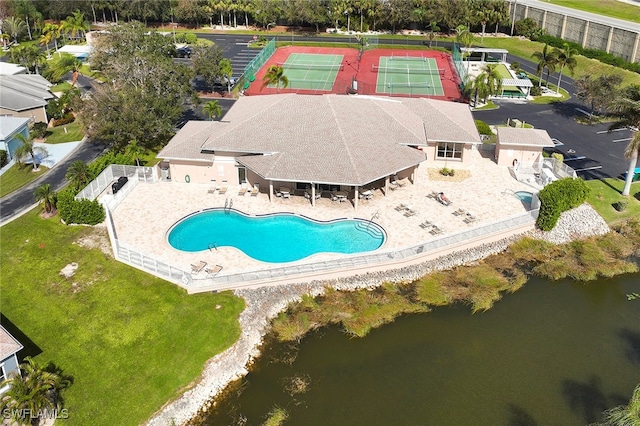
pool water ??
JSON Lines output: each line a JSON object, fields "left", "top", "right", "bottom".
{"left": 167, "top": 209, "right": 385, "bottom": 263}
{"left": 514, "top": 191, "right": 533, "bottom": 204}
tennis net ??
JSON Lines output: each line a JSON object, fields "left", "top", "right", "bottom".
{"left": 277, "top": 62, "right": 344, "bottom": 72}
{"left": 389, "top": 55, "right": 427, "bottom": 62}
{"left": 372, "top": 65, "right": 445, "bottom": 75}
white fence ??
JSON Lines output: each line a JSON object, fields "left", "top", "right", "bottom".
{"left": 75, "top": 164, "right": 156, "bottom": 201}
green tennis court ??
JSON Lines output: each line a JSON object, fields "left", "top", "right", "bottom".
{"left": 275, "top": 53, "right": 344, "bottom": 91}
{"left": 374, "top": 56, "right": 445, "bottom": 96}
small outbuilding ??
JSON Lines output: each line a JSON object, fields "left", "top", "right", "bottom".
{"left": 495, "top": 127, "right": 555, "bottom": 168}
{"left": 0, "top": 116, "right": 31, "bottom": 161}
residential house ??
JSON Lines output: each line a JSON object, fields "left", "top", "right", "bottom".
{"left": 0, "top": 325, "right": 23, "bottom": 394}
{"left": 0, "top": 116, "right": 30, "bottom": 161}
{"left": 0, "top": 74, "right": 54, "bottom": 123}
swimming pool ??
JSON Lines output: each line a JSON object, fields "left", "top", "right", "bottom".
{"left": 514, "top": 191, "right": 533, "bottom": 204}
{"left": 167, "top": 209, "right": 386, "bottom": 263}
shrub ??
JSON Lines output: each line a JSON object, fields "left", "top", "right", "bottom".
{"left": 57, "top": 188, "right": 106, "bottom": 225}
{"left": 31, "top": 122, "right": 49, "bottom": 139}
{"left": 614, "top": 200, "right": 628, "bottom": 212}
{"left": 475, "top": 119, "right": 492, "bottom": 135}
{"left": 530, "top": 86, "right": 542, "bottom": 96}
{"left": 0, "top": 150, "right": 7, "bottom": 168}
{"left": 515, "top": 18, "right": 544, "bottom": 39}
{"left": 52, "top": 113, "right": 75, "bottom": 127}
{"left": 184, "top": 33, "right": 197, "bottom": 44}
{"left": 510, "top": 61, "right": 521, "bottom": 72}
{"left": 536, "top": 178, "right": 590, "bottom": 231}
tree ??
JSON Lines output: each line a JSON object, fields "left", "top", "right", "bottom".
{"left": 202, "top": 100, "right": 222, "bottom": 121}
{"left": 60, "top": 10, "right": 90, "bottom": 42}
{"left": 2, "top": 16, "right": 25, "bottom": 44}
{"left": 596, "top": 383, "right": 640, "bottom": 425}
{"left": 576, "top": 74, "right": 624, "bottom": 120}
{"left": 126, "top": 139, "right": 146, "bottom": 166}
{"left": 531, "top": 44, "right": 557, "bottom": 87}
{"left": 426, "top": 20, "right": 440, "bottom": 47}
{"left": 471, "top": 72, "right": 491, "bottom": 106}
{"left": 261, "top": 65, "right": 288, "bottom": 93}
{"left": 65, "top": 159, "right": 91, "bottom": 190}
{"left": 41, "top": 23, "right": 61, "bottom": 54}
{"left": 9, "top": 43, "right": 45, "bottom": 73}
{"left": 553, "top": 43, "right": 578, "bottom": 94}
{"left": 0, "top": 357, "right": 70, "bottom": 426}
{"left": 190, "top": 44, "right": 224, "bottom": 91}
{"left": 219, "top": 58, "right": 233, "bottom": 92}
{"left": 34, "top": 183, "right": 57, "bottom": 213}
{"left": 14, "top": 132, "right": 48, "bottom": 170}
{"left": 608, "top": 85, "right": 640, "bottom": 197}
{"left": 48, "top": 53, "right": 82, "bottom": 86}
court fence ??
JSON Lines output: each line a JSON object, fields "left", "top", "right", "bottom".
{"left": 452, "top": 42, "right": 468, "bottom": 84}
{"left": 242, "top": 37, "right": 276, "bottom": 89}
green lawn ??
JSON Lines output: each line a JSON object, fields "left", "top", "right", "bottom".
{"left": 0, "top": 164, "right": 49, "bottom": 198}
{"left": 586, "top": 178, "right": 640, "bottom": 225}
{"left": 50, "top": 81, "right": 73, "bottom": 93}
{"left": 46, "top": 122, "right": 85, "bottom": 144}
{"left": 477, "top": 37, "right": 640, "bottom": 88}
{"left": 547, "top": 0, "right": 640, "bottom": 24}
{"left": 0, "top": 210, "right": 245, "bottom": 425}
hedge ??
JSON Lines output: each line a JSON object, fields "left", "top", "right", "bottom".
{"left": 52, "top": 113, "right": 75, "bottom": 127}
{"left": 0, "top": 150, "right": 7, "bottom": 168}
{"left": 536, "top": 178, "right": 590, "bottom": 231}
{"left": 58, "top": 188, "right": 105, "bottom": 225}
{"left": 474, "top": 119, "right": 492, "bottom": 135}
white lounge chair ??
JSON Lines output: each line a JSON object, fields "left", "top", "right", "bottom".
{"left": 190, "top": 261, "right": 207, "bottom": 274}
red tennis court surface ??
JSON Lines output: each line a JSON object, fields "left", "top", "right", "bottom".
{"left": 245, "top": 46, "right": 462, "bottom": 101}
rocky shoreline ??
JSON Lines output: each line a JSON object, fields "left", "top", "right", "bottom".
{"left": 147, "top": 204, "right": 609, "bottom": 426}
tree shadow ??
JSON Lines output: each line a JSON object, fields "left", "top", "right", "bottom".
{"left": 506, "top": 403, "right": 538, "bottom": 426}
{"left": 0, "top": 313, "right": 42, "bottom": 360}
{"left": 551, "top": 101, "right": 588, "bottom": 119}
{"left": 43, "top": 361, "right": 74, "bottom": 407}
{"left": 561, "top": 376, "right": 608, "bottom": 424}
{"left": 619, "top": 328, "right": 640, "bottom": 365}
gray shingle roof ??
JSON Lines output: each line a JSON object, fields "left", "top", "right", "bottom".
{"left": 160, "top": 94, "right": 480, "bottom": 186}
{"left": 497, "top": 127, "right": 554, "bottom": 147}
{"left": 0, "top": 325, "right": 23, "bottom": 360}
{"left": 0, "top": 116, "right": 30, "bottom": 140}
{"left": 0, "top": 74, "right": 54, "bottom": 112}
{"left": 157, "top": 121, "right": 216, "bottom": 161}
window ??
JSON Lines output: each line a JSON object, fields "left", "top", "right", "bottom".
{"left": 436, "top": 142, "right": 463, "bottom": 160}
{"left": 0, "top": 364, "right": 6, "bottom": 383}
{"left": 237, "top": 166, "right": 246, "bottom": 184}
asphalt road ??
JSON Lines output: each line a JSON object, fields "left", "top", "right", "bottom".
{"left": 0, "top": 141, "right": 106, "bottom": 222}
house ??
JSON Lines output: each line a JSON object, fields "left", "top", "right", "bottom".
{"left": 0, "top": 74, "right": 55, "bottom": 123}
{"left": 158, "top": 94, "right": 481, "bottom": 205}
{"left": 0, "top": 116, "right": 30, "bottom": 161}
{"left": 0, "top": 325, "right": 23, "bottom": 394}
{"left": 495, "top": 127, "right": 555, "bottom": 168}
{"left": 0, "top": 62, "right": 27, "bottom": 75}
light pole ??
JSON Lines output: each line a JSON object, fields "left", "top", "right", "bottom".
{"left": 510, "top": 0, "right": 518, "bottom": 37}
{"left": 267, "top": 22, "right": 276, "bottom": 32}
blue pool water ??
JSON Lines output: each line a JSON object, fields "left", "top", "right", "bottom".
{"left": 514, "top": 191, "right": 533, "bottom": 204}
{"left": 167, "top": 209, "right": 386, "bottom": 263}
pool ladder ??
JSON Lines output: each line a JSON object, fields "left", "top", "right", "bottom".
{"left": 224, "top": 198, "right": 233, "bottom": 212}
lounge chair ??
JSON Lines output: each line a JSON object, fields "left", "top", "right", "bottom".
{"left": 404, "top": 209, "right": 416, "bottom": 217}
{"left": 464, "top": 213, "right": 478, "bottom": 224}
{"left": 217, "top": 184, "right": 228, "bottom": 195}
{"left": 190, "top": 261, "right": 207, "bottom": 274}
{"left": 419, "top": 220, "right": 432, "bottom": 229}
{"left": 205, "top": 265, "right": 223, "bottom": 276}
{"left": 394, "top": 203, "right": 407, "bottom": 211}
{"left": 238, "top": 186, "right": 247, "bottom": 196}
{"left": 453, "top": 208, "right": 466, "bottom": 216}
{"left": 250, "top": 184, "right": 259, "bottom": 196}
{"left": 429, "top": 226, "right": 443, "bottom": 235}
{"left": 436, "top": 192, "right": 452, "bottom": 206}
{"left": 426, "top": 191, "right": 439, "bottom": 199}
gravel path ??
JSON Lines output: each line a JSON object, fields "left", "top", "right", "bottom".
{"left": 147, "top": 203, "right": 610, "bottom": 426}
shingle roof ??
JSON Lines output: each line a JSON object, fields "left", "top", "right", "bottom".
{"left": 497, "top": 127, "right": 555, "bottom": 148}
{"left": 0, "top": 325, "right": 23, "bottom": 360}
{"left": 160, "top": 94, "right": 480, "bottom": 186}
{"left": 157, "top": 121, "right": 216, "bottom": 161}
{"left": 0, "top": 74, "right": 54, "bottom": 112}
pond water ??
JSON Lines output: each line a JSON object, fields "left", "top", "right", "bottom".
{"left": 200, "top": 274, "right": 640, "bottom": 425}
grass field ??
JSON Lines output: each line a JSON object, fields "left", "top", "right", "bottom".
{"left": 586, "top": 178, "right": 640, "bottom": 225}
{"left": 0, "top": 210, "right": 245, "bottom": 425}
{"left": 547, "top": 0, "right": 640, "bottom": 24}
{"left": 46, "top": 121, "right": 85, "bottom": 144}
{"left": 0, "top": 164, "right": 49, "bottom": 198}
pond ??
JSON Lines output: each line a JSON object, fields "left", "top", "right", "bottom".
{"left": 199, "top": 274, "right": 640, "bottom": 425}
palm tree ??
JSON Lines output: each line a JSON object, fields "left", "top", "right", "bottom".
{"left": 60, "top": 10, "right": 90, "bottom": 42}
{"left": 471, "top": 72, "right": 491, "bottom": 106}
{"left": 126, "top": 140, "right": 146, "bottom": 166}
{"left": 14, "top": 133, "right": 48, "bottom": 171}
{"left": 597, "top": 383, "right": 640, "bottom": 425}
{"left": 202, "top": 100, "right": 222, "bottom": 121}
{"left": 531, "top": 44, "right": 557, "bottom": 87}
{"left": 261, "top": 65, "right": 289, "bottom": 93}
{"left": 608, "top": 87, "right": 640, "bottom": 196}
{"left": 65, "top": 160, "right": 91, "bottom": 189}
{"left": 0, "top": 357, "right": 70, "bottom": 426}
{"left": 49, "top": 53, "right": 83, "bottom": 86}
{"left": 427, "top": 21, "right": 440, "bottom": 47}
{"left": 553, "top": 43, "right": 578, "bottom": 94}
{"left": 34, "top": 183, "right": 57, "bottom": 213}
{"left": 41, "top": 23, "right": 61, "bottom": 54}
{"left": 483, "top": 63, "right": 503, "bottom": 97}
{"left": 2, "top": 16, "right": 26, "bottom": 44}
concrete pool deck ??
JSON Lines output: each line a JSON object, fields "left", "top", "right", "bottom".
{"left": 110, "top": 149, "right": 538, "bottom": 289}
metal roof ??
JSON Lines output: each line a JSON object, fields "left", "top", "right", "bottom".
{"left": 502, "top": 78, "right": 534, "bottom": 88}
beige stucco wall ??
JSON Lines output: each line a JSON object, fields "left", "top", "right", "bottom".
{"left": 495, "top": 144, "right": 542, "bottom": 167}
{"left": 421, "top": 143, "right": 475, "bottom": 167}
{"left": 0, "top": 107, "right": 46, "bottom": 123}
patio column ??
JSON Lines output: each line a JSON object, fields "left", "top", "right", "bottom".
{"left": 354, "top": 186, "right": 359, "bottom": 210}
{"left": 384, "top": 176, "right": 390, "bottom": 195}
{"left": 311, "top": 183, "right": 316, "bottom": 207}
{"left": 269, "top": 181, "right": 274, "bottom": 203}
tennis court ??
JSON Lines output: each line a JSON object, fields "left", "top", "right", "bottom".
{"left": 374, "top": 55, "right": 445, "bottom": 97}
{"left": 276, "top": 53, "right": 344, "bottom": 91}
